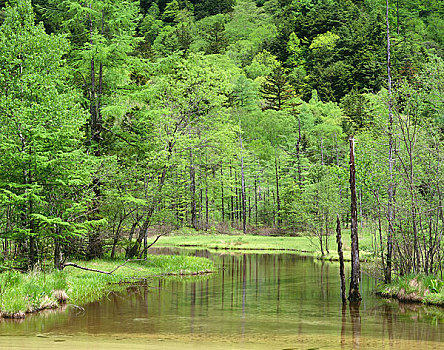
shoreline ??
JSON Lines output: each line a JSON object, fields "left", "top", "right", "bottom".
{"left": 155, "top": 232, "right": 375, "bottom": 262}
{"left": 0, "top": 255, "right": 215, "bottom": 319}
{"left": 375, "top": 275, "right": 444, "bottom": 307}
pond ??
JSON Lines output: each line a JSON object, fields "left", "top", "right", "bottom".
{"left": 1, "top": 249, "right": 444, "bottom": 349}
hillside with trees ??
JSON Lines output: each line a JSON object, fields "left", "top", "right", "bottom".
{"left": 0, "top": 0, "right": 443, "bottom": 282}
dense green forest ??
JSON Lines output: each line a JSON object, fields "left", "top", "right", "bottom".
{"left": 0, "top": 0, "right": 443, "bottom": 282}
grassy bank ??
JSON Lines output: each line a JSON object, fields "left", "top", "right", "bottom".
{"left": 0, "top": 255, "right": 214, "bottom": 318}
{"left": 376, "top": 274, "right": 444, "bottom": 306}
{"left": 156, "top": 233, "right": 375, "bottom": 261}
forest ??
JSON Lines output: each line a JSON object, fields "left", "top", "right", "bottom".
{"left": 0, "top": 0, "right": 443, "bottom": 286}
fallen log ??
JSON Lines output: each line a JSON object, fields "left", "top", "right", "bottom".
{"left": 63, "top": 258, "right": 146, "bottom": 274}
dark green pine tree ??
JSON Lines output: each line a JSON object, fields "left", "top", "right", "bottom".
{"left": 260, "top": 65, "right": 294, "bottom": 111}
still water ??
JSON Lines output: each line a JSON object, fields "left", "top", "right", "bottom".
{"left": 1, "top": 249, "right": 444, "bottom": 349}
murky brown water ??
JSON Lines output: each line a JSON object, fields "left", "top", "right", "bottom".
{"left": 1, "top": 250, "right": 444, "bottom": 349}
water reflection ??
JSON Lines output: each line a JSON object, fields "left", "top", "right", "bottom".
{"left": 341, "top": 303, "right": 347, "bottom": 348}
{"left": 1, "top": 250, "right": 444, "bottom": 350}
{"left": 350, "top": 302, "right": 361, "bottom": 348}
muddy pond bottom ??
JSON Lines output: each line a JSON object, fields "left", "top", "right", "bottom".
{"left": 1, "top": 250, "right": 444, "bottom": 349}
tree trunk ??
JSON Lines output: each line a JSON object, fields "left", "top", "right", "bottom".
{"left": 190, "top": 149, "right": 197, "bottom": 230}
{"left": 349, "top": 136, "right": 361, "bottom": 302}
{"left": 336, "top": 215, "right": 346, "bottom": 304}
{"left": 319, "top": 225, "right": 324, "bottom": 256}
{"left": 275, "top": 152, "right": 281, "bottom": 228}
{"left": 386, "top": 0, "right": 394, "bottom": 284}
{"left": 230, "top": 165, "right": 234, "bottom": 224}
{"left": 320, "top": 136, "right": 324, "bottom": 165}
{"left": 359, "top": 188, "right": 363, "bottom": 228}
{"left": 221, "top": 165, "right": 225, "bottom": 222}
{"left": 127, "top": 160, "right": 171, "bottom": 258}
{"left": 324, "top": 214, "right": 329, "bottom": 254}
{"left": 240, "top": 133, "right": 247, "bottom": 234}
{"left": 111, "top": 213, "right": 127, "bottom": 259}
{"left": 205, "top": 185, "right": 209, "bottom": 231}
{"left": 335, "top": 132, "right": 342, "bottom": 202}
{"left": 297, "top": 117, "right": 302, "bottom": 188}
{"left": 54, "top": 235, "right": 63, "bottom": 270}
{"left": 254, "top": 177, "right": 258, "bottom": 227}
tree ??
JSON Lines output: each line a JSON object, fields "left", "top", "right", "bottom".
{"left": 385, "top": 0, "right": 395, "bottom": 284}
{"left": 348, "top": 137, "right": 361, "bottom": 302}
{"left": 44, "top": 0, "right": 141, "bottom": 154}
{"left": 260, "top": 64, "right": 294, "bottom": 110}
{"left": 0, "top": 0, "right": 94, "bottom": 269}
{"left": 197, "top": 14, "right": 228, "bottom": 54}
{"left": 193, "top": 0, "right": 234, "bottom": 20}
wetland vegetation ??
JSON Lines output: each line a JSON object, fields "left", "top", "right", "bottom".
{"left": 0, "top": 255, "right": 214, "bottom": 317}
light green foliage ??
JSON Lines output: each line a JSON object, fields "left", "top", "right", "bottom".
{"left": 340, "top": 90, "right": 374, "bottom": 134}
{"left": 224, "top": 0, "right": 277, "bottom": 66}
{"left": 286, "top": 32, "right": 304, "bottom": 67}
{"left": 1, "top": 0, "right": 444, "bottom": 290}
{"left": 309, "top": 31, "right": 340, "bottom": 53}
{"left": 245, "top": 50, "right": 279, "bottom": 80}
{"left": 196, "top": 14, "right": 229, "bottom": 54}
{"left": 259, "top": 64, "right": 295, "bottom": 110}
{"left": 162, "top": 0, "right": 180, "bottom": 22}
{"left": 0, "top": 0, "right": 94, "bottom": 267}
{"left": 298, "top": 90, "right": 343, "bottom": 163}
{"left": 428, "top": 279, "right": 444, "bottom": 294}
{"left": 140, "top": 3, "right": 164, "bottom": 45}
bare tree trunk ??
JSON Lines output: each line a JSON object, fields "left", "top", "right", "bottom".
{"left": 254, "top": 177, "right": 258, "bottom": 227}
{"left": 96, "top": 8, "right": 104, "bottom": 154}
{"left": 349, "top": 136, "right": 361, "bottom": 302}
{"left": 335, "top": 132, "right": 342, "bottom": 201}
{"left": 376, "top": 191, "right": 387, "bottom": 275}
{"left": 248, "top": 196, "right": 251, "bottom": 225}
{"left": 127, "top": 158, "right": 171, "bottom": 259}
{"left": 221, "top": 165, "right": 225, "bottom": 222}
{"left": 205, "top": 185, "right": 209, "bottom": 231}
{"left": 359, "top": 188, "right": 363, "bottom": 228}
{"left": 54, "top": 231, "right": 63, "bottom": 270}
{"left": 235, "top": 171, "right": 239, "bottom": 223}
{"left": 111, "top": 214, "right": 125, "bottom": 259}
{"left": 275, "top": 152, "right": 281, "bottom": 228}
{"left": 319, "top": 223, "right": 324, "bottom": 256}
{"left": 320, "top": 136, "right": 324, "bottom": 165}
{"left": 324, "top": 214, "right": 329, "bottom": 254}
{"left": 199, "top": 188, "right": 203, "bottom": 230}
{"left": 190, "top": 149, "right": 197, "bottom": 230}
{"left": 297, "top": 117, "right": 302, "bottom": 188}
{"left": 230, "top": 165, "right": 234, "bottom": 224}
{"left": 336, "top": 215, "right": 346, "bottom": 304}
{"left": 386, "top": 0, "right": 394, "bottom": 284}
{"left": 240, "top": 132, "right": 247, "bottom": 234}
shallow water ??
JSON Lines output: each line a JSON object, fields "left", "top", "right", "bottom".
{"left": 1, "top": 250, "right": 444, "bottom": 349}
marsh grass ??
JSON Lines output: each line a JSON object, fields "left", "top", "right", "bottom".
{"left": 0, "top": 254, "right": 214, "bottom": 316}
{"left": 376, "top": 274, "right": 444, "bottom": 305}
{"left": 157, "top": 232, "right": 375, "bottom": 261}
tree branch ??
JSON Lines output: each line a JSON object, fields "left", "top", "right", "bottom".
{"left": 63, "top": 234, "right": 166, "bottom": 274}
{"left": 63, "top": 258, "right": 146, "bottom": 274}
